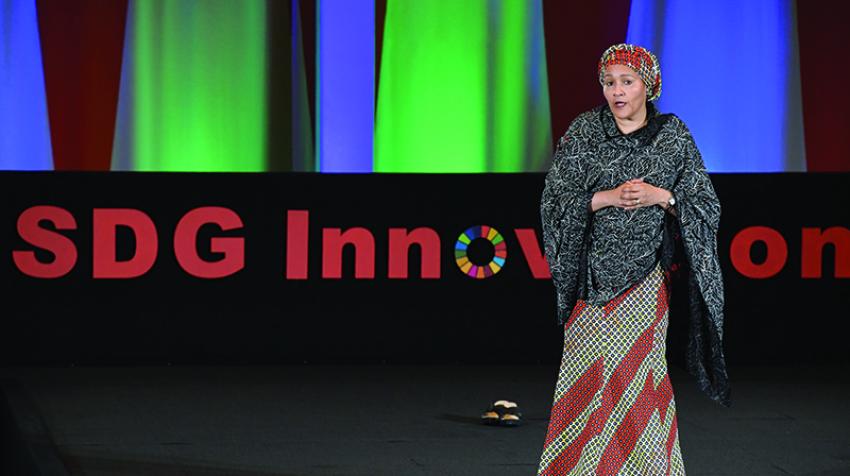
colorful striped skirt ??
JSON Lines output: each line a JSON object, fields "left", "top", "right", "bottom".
{"left": 537, "top": 264, "right": 685, "bottom": 475}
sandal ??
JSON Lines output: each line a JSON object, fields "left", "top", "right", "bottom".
{"left": 480, "top": 400, "right": 523, "bottom": 427}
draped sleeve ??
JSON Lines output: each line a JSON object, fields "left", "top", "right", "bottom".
{"left": 670, "top": 116, "right": 731, "bottom": 407}
{"left": 540, "top": 114, "right": 595, "bottom": 325}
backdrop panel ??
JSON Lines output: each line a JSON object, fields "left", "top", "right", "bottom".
{"left": 2, "top": 172, "right": 848, "bottom": 366}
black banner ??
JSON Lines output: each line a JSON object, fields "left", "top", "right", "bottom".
{"left": 2, "top": 172, "right": 848, "bottom": 366}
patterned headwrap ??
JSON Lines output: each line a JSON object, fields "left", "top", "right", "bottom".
{"left": 597, "top": 43, "right": 662, "bottom": 102}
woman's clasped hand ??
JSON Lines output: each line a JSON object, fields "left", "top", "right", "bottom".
{"left": 607, "top": 178, "right": 668, "bottom": 210}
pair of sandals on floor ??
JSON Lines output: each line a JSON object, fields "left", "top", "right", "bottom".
{"left": 480, "top": 399, "right": 522, "bottom": 427}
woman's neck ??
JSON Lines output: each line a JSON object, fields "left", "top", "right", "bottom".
{"left": 614, "top": 105, "right": 648, "bottom": 135}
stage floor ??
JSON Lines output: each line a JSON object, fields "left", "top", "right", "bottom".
{"left": 2, "top": 363, "right": 849, "bottom": 476}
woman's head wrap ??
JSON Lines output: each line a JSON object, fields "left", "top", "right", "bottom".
{"left": 597, "top": 43, "right": 662, "bottom": 102}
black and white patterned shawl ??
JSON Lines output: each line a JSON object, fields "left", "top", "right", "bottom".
{"left": 540, "top": 102, "right": 731, "bottom": 407}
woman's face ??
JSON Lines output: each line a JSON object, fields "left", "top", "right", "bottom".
{"left": 602, "top": 64, "right": 647, "bottom": 121}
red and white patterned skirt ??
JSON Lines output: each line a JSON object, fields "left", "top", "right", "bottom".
{"left": 537, "top": 264, "right": 685, "bottom": 475}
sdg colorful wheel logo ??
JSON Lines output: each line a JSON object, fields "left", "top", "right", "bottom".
{"left": 454, "top": 226, "right": 507, "bottom": 279}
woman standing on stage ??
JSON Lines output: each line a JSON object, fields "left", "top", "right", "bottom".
{"left": 536, "top": 44, "right": 730, "bottom": 475}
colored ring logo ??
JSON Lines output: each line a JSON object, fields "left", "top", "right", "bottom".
{"left": 455, "top": 225, "right": 507, "bottom": 279}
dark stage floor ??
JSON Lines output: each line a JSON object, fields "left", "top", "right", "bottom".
{"left": 2, "top": 364, "right": 849, "bottom": 476}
